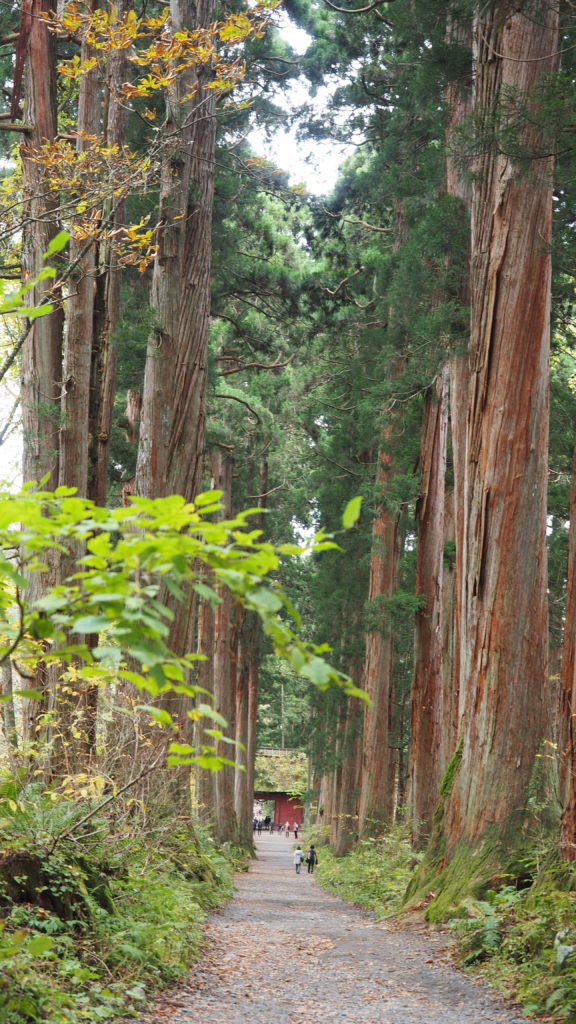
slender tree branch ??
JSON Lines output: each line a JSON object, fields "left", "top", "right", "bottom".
{"left": 324, "top": 266, "right": 365, "bottom": 296}
{"left": 213, "top": 392, "right": 262, "bottom": 425}
{"left": 323, "top": 0, "right": 391, "bottom": 14}
{"left": 218, "top": 344, "right": 303, "bottom": 376}
{"left": 0, "top": 590, "right": 26, "bottom": 667}
{"left": 313, "top": 451, "right": 364, "bottom": 477}
{"left": 0, "top": 395, "right": 20, "bottom": 446}
{"left": 0, "top": 122, "right": 30, "bottom": 133}
{"left": 49, "top": 751, "right": 167, "bottom": 852}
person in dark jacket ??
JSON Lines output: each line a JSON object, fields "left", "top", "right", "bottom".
{"left": 306, "top": 844, "right": 318, "bottom": 874}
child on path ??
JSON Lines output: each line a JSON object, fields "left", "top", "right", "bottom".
{"left": 285, "top": 820, "right": 290, "bottom": 837}
{"left": 293, "top": 846, "right": 304, "bottom": 874}
{"left": 306, "top": 845, "right": 318, "bottom": 874}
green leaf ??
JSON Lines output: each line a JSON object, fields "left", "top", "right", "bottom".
{"left": 139, "top": 705, "right": 176, "bottom": 729}
{"left": 168, "top": 742, "right": 195, "bottom": 755}
{"left": 92, "top": 646, "right": 121, "bottom": 665}
{"left": 194, "top": 582, "right": 222, "bottom": 605}
{"left": 25, "top": 304, "right": 54, "bottom": 319}
{"left": 71, "top": 614, "right": 110, "bottom": 634}
{"left": 342, "top": 495, "right": 363, "bottom": 528}
{"left": 196, "top": 703, "right": 228, "bottom": 728}
{"left": 343, "top": 684, "right": 371, "bottom": 704}
{"left": 248, "top": 588, "right": 283, "bottom": 614}
{"left": 300, "top": 657, "right": 333, "bottom": 688}
{"left": 26, "top": 934, "right": 54, "bottom": 955}
{"left": 44, "top": 230, "right": 70, "bottom": 256}
{"left": 194, "top": 490, "right": 223, "bottom": 506}
{"left": 13, "top": 689, "right": 44, "bottom": 700}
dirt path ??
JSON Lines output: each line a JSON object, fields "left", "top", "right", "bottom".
{"left": 127, "top": 833, "right": 533, "bottom": 1024}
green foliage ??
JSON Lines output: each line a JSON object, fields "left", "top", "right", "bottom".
{"left": 316, "top": 825, "right": 418, "bottom": 918}
{"left": 0, "top": 485, "right": 361, "bottom": 768}
{"left": 257, "top": 654, "right": 314, "bottom": 749}
{"left": 448, "top": 879, "right": 576, "bottom": 1021}
{"left": 0, "top": 232, "right": 69, "bottom": 319}
{"left": 0, "top": 779, "right": 238, "bottom": 1024}
{"left": 254, "top": 750, "right": 308, "bottom": 796}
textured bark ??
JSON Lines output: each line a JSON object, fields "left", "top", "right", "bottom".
{"left": 329, "top": 711, "right": 344, "bottom": 847}
{"left": 1, "top": 661, "right": 18, "bottom": 756}
{"left": 234, "top": 460, "right": 267, "bottom": 846}
{"left": 195, "top": 572, "right": 216, "bottom": 818}
{"left": 358, "top": 445, "right": 400, "bottom": 836}
{"left": 444, "top": 1, "right": 558, "bottom": 851}
{"left": 560, "top": 430, "right": 576, "bottom": 859}
{"left": 135, "top": 0, "right": 216, "bottom": 505}
{"left": 211, "top": 451, "right": 236, "bottom": 842}
{"left": 409, "top": 367, "right": 450, "bottom": 839}
{"left": 332, "top": 696, "right": 363, "bottom": 856}
{"left": 89, "top": 9, "right": 130, "bottom": 506}
{"left": 245, "top": 631, "right": 261, "bottom": 822}
{"left": 20, "top": 0, "right": 63, "bottom": 748}
{"left": 234, "top": 629, "right": 250, "bottom": 844}
{"left": 50, "top": 4, "right": 105, "bottom": 774}
{"left": 20, "top": 0, "right": 62, "bottom": 492}
{"left": 440, "top": 493, "right": 458, "bottom": 770}
{"left": 449, "top": 354, "right": 468, "bottom": 736}
{"left": 316, "top": 771, "right": 335, "bottom": 827}
{"left": 59, "top": 9, "right": 101, "bottom": 497}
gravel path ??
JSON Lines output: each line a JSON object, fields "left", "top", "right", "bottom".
{"left": 127, "top": 832, "right": 534, "bottom": 1024}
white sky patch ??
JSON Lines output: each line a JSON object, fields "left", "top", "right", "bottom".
{"left": 248, "top": 14, "right": 356, "bottom": 195}
{"left": 0, "top": 381, "right": 22, "bottom": 489}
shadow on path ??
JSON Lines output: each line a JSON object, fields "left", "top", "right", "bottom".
{"left": 122, "top": 833, "right": 534, "bottom": 1024}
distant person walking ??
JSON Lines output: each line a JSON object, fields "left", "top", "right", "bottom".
{"left": 306, "top": 845, "right": 318, "bottom": 874}
{"left": 285, "top": 820, "right": 290, "bottom": 837}
{"left": 257, "top": 819, "right": 263, "bottom": 836}
{"left": 293, "top": 822, "right": 299, "bottom": 839}
{"left": 293, "top": 846, "right": 304, "bottom": 874}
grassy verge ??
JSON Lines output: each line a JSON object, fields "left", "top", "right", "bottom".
{"left": 313, "top": 825, "right": 417, "bottom": 918}
{"left": 311, "top": 825, "right": 576, "bottom": 1023}
{"left": 445, "top": 879, "right": 576, "bottom": 1021}
{"left": 0, "top": 783, "right": 244, "bottom": 1024}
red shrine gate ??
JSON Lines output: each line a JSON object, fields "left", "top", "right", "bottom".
{"left": 253, "top": 790, "right": 303, "bottom": 826}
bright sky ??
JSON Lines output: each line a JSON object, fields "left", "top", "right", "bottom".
{"left": 247, "top": 14, "right": 353, "bottom": 195}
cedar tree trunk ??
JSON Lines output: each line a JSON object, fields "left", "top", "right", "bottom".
{"left": 442, "top": 0, "right": 558, "bottom": 869}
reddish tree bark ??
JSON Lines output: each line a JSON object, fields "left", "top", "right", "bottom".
{"left": 409, "top": 367, "right": 451, "bottom": 839}
{"left": 560, "top": 430, "right": 576, "bottom": 859}
{"left": 20, "top": 0, "right": 62, "bottom": 492}
{"left": 89, "top": 4, "right": 130, "bottom": 506}
{"left": 59, "top": 3, "right": 101, "bottom": 498}
{"left": 358, "top": 443, "right": 400, "bottom": 836}
{"left": 20, "top": 0, "right": 63, "bottom": 747}
{"left": 331, "top": 694, "right": 363, "bottom": 856}
{"left": 135, "top": 0, "right": 216, "bottom": 507}
{"left": 443, "top": 0, "right": 558, "bottom": 855}
{"left": 211, "top": 450, "right": 237, "bottom": 842}
{"left": 234, "top": 460, "right": 267, "bottom": 846}
{"left": 195, "top": 569, "right": 216, "bottom": 818}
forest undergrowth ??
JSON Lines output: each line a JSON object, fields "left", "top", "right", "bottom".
{"left": 0, "top": 772, "right": 244, "bottom": 1024}
{"left": 312, "top": 824, "right": 576, "bottom": 1023}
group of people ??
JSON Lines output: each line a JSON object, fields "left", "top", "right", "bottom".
{"left": 250, "top": 814, "right": 318, "bottom": 876}
{"left": 252, "top": 817, "right": 300, "bottom": 837}
{"left": 293, "top": 844, "right": 318, "bottom": 874}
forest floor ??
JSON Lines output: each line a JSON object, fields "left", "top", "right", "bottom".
{"left": 116, "top": 832, "right": 536, "bottom": 1024}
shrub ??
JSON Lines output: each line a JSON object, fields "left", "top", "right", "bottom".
{"left": 317, "top": 825, "right": 417, "bottom": 917}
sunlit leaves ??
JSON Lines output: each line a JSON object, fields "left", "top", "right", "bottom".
{"left": 0, "top": 488, "right": 366, "bottom": 754}
{"left": 342, "top": 495, "right": 363, "bottom": 529}
{"left": 0, "top": 232, "right": 69, "bottom": 319}
{"left": 47, "top": 0, "right": 276, "bottom": 102}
